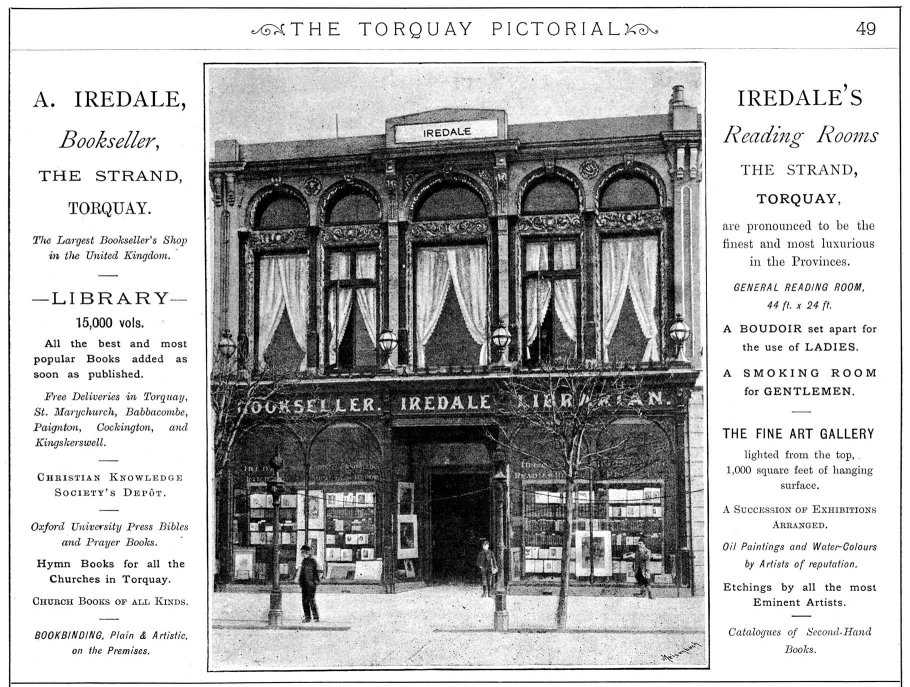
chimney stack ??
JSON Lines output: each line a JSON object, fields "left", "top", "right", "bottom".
{"left": 669, "top": 84, "right": 697, "bottom": 130}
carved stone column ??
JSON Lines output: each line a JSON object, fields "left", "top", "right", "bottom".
{"left": 670, "top": 144, "right": 702, "bottom": 365}
{"left": 385, "top": 162, "right": 401, "bottom": 369}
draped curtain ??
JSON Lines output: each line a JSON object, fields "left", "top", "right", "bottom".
{"left": 414, "top": 248, "right": 452, "bottom": 368}
{"left": 552, "top": 242, "right": 578, "bottom": 343}
{"left": 600, "top": 237, "right": 658, "bottom": 362}
{"left": 355, "top": 252, "right": 378, "bottom": 349}
{"left": 627, "top": 239, "right": 659, "bottom": 361}
{"left": 327, "top": 253, "right": 354, "bottom": 366}
{"left": 415, "top": 245, "right": 488, "bottom": 367}
{"left": 524, "top": 243, "right": 551, "bottom": 353}
{"left": 257, "top": 253, "right": 309, "bottom": 370}
{"left": 447, "top": 245, "right": 489, "bottom": 365}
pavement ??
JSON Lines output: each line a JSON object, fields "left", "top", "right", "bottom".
{"left": 211, "top": 584, "right": 706, "bottom": 669}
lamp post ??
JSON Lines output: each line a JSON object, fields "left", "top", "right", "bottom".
{"left": 377, "top": 328, "right": 398, "bottom": 371}
{"left": 668, "top": 313, "right": 691, "bottom": 364}
{"left": 266, "top": 452, "right": 285, "bottom": 628}
{"left": 491, "top": 320, "right": 512, "bottom": 370}
{"left": 491, "top": 465, "right": 509, "bottom": 631}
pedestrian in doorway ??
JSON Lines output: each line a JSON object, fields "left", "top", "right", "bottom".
{"left": 633, "top": 539, "right": 654, "bottom": 599}
{"left": 476, "top": 539, "right": 498, "bottom": 598}
{"left": 297, "top": 545, "right": 320, "bottom": 622}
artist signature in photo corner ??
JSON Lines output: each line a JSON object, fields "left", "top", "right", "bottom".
{"left": 660, "top": 640, "right": 703, "bottom": 663}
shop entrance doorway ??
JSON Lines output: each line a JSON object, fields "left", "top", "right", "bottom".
{"left": 430, "top": 472, "right": 490, "bottom": 583}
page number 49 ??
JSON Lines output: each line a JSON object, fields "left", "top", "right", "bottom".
{"left": 856, "top": 21, "right": 876, "bottom": 36}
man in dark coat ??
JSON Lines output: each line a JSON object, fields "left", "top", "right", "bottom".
{"left": 297, "top": 545, "right": 320, "bottom": 622}
{"left": 476, "top": 539, "right": 498, "bottom": 598}
{"left": 633, "top": 539, "right": 654, "bottom": 599}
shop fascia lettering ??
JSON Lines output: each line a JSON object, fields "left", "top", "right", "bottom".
{"left": 242, "top": 397, "right": 377, "bottom": 415}
{"left": 399, "top": 393, "right": 491, "bottom": 412}
{"left": 516, "top": 390, "right": 671, "bottom": 409}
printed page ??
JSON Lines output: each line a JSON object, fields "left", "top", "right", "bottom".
{"left": 4, "top": 3, "right": 903, "bottom": 685}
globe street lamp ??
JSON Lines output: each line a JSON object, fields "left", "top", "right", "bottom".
{"left": 491, "top": 320, "right": 512, "bottom": 370}
{"left": 668, "top": 313, "right": 691, "bottom": 364}
{"left": 266, "top": 452, "right": 285, "bottom": 628}
{"left": 377, "top": 328, "right": 398, "bottom": 370}
{"left": 217, "top": 329, "right": 237, "bottom": 361}
{"left": 491, "top": 464, "right": 509, "bottom": 631}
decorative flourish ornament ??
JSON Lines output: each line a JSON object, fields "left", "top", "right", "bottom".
{"left": 251, "top": 23, "right": 286, "bottom": 36}
{"left": 624, "top": 23, "right": 658, "bottom": 36}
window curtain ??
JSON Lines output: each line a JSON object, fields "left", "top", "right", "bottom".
{"left": 355, "top": 252, "right": 378, "bottom": 349}
{"left": 327, "top": 253, "right": 354, "bottom": 366}
{"left": 524, "top": 243, "right": 551, "bottom": 353}
{"left": 447, "top": 245, "right": 489, "bottom": 366}
{"left": 414, "top": 248, "right": 452, "bottom": 367}
{"left": 627, "top": 238, "right": 659, "bottom": 361}
{"left": 552, "top": 242, "right": 578, "bottom": 343}
{"left": 601, "top": 237, "right": 659, "bottom": 362}
{"left": 600, "top": 240, "right": 633, "bottom": 362}
{"left": 257, "top": 253, "right": 308, "bottom": 371}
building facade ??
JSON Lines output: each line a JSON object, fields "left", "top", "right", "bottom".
{"left": 209, "top": 85, "right": 704, "bottom": 593}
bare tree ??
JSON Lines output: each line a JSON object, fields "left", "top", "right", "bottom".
{"left": 211, "top": 348, "right": 338, "bottom": 587}
{"left": 489, "top": 362, "right": 666, "bottom": 630}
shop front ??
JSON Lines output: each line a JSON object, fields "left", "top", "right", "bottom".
{"left": 215, "top": 371, "right": 698, "bottom": 592}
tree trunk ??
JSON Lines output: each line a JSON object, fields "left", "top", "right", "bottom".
{"left": 555, "top": 478, "right": 574, "bottom": 630}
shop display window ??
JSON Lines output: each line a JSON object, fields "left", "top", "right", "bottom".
{"left": 521, "top": 479, "right": 664, "bottom": 581}
{"left": 234, "top": 489, "right": 298, "bottom": 582}
{"left": 322, "top": 487, "right": 378, "bottom": 581}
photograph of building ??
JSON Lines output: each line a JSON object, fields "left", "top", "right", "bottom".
{"left": 208, "top": 63, "right": 704, "bottom": 667}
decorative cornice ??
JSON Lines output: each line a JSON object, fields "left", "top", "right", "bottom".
{"left": 595, "top": 209, "right": 666, "bottom": 234}
{"left": 409, "top": 218, "right": 489, "bottom": 241}
{"left": 323, "top": 223, "right": 381, "bottom": 244}
{"left": 516, "top": 213, "right": 583, "bottom": 235}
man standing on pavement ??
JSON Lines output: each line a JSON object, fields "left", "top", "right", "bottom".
{"left": 297, "top": 545, "right": 320, "bottom": 622}
{"left": 475, "top": 539, "right": 498, "bottom": 598}
{"left": 633, "top": 538, "right": 654, "bottom": 599}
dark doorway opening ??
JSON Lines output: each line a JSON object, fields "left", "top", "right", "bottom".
{"left": 430, "top": 472, "right": 490, "bottom": 583}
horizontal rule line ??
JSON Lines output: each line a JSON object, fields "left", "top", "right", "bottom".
{"left": 9, "top": 46, "right": 900, "bottom": 52}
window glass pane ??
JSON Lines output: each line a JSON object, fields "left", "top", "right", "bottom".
{"left": 261, "top": 309, "right": 305, "bottom": 372}
{"left": 522, "top": 178, "right": 579, "bottom": 214}
{"left": 553, "top": 241, "right": 576, "bottom": 270}
{"left": 356, "top": 252, "right": 376, "bottom": 279}
{"left": 328, "top": 192, "right": 379, "bottom": 224}
{"left": 329, "top": 252, "right": 350, "bottom": 280}
{"left": 524, "top": 243, "right": 549, "bottom": 272}
{"left": 424, "top": 287, "right": 482, "bottom": 368}
{"left": 257, "top": 195, "right": 308, "bottom": 229}
{"left": 600, "top": 177, "right": 659, "bottom": 209}
{"left": 608, "top": 293, "right": 648, "bottom": 362}
{"left": 415, "top": 185, "right": 485, "bottom": 220}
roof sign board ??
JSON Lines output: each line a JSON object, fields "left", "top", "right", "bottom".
{"left": 394, "top": 118, "right": 498, "bottom": 144}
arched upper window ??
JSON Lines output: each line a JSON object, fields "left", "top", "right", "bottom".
{"left": 326, "top": 191, "right": 380, "bottom": 224}
{"left": 414, "top": 184, "right": 485, "bottom": 221}
{"left": 256, "top": 194, "right": 308, "bottom": 229}
{"left": 521, "top": 177, "right": 579, "bottom": 214}
{"left": 600, "top": 176, "right": 659, "bottom": 210}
